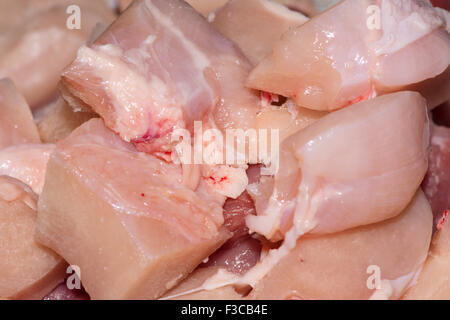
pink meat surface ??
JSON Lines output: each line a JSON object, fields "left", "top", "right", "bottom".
{"left": 61, "top": 0, "right": 259, "bottom": 158}
{"left": 0, "top": 144, "right": 55, "bottom": 194}
{"left": 247, "top": 0, "right": 450, "bottom": 111}
{"left": 0, "top": 79, "right": 40, "bottom": 148}
{"left": 422, "top": 124, "right": 450, "bottom": 230}
{"left": 35, "top": 119, "right": 230, "bottom": 299}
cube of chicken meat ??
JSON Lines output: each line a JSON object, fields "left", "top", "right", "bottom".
{"left": 211, "top": 0, "right": 309, "bottom": 66}
{"left": 247, "top": 0, "right": 450, "bottom": 110}
{"left": 60, "top": 0, "right": 259, "bottom": 160}
{"left": 247, "top": 92, "right": 429, "bottom": 240}
{"left": 246, "top": 190, "right": 432, "bottom": 300}
{"left": 35, "top": 119, "right": 231, "bottom": 299}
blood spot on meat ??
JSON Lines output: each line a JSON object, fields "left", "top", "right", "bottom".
{"left": 437, "top": 210, "right": 449, "bottom": 231}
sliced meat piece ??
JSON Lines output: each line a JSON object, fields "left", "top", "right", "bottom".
{"left": 35, "top": 119, "right": 230, "bottom": 299}
{"left": 60, "top": 0, "right": 259, "bottom": 158}
{"left": 248, "top": 190, "right": 433, "bottom": 300}
{"left": 37, "top": 98, "right": 97, "bottom": 143}
{"left": 0, "top": 79, "right": 40, "bottom": 148}
{"left": 162, "top": 267, "right": 242, "bottom": 300}
{"left": 421, "top": 124, "right": 450, "bottom": 230}
{"left": 0, "top": 1, "right": 116, "bottom": 108}
{"left": 403, "top": 210, "right": 450, "bottom": 299}
{"left": 0, "top": 144, "right": 55, "bottom": 195}
{"left": 211, "top": 0, "right": 308, "bottom": 65}
{"left": 0, "top": 176, "right": 67, "bottom": 300}
{"left": 247, "top": 0, "right": 450, "bottom": 111}
{"left": 247, "top": 92, "right": 429, "bottom": 240}
{"left": 43, "top": 282, "right": 90, "bottom": 300}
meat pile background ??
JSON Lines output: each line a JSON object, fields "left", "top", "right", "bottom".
{"left": 0, "top": 0, "right": 449, "bottom": 300}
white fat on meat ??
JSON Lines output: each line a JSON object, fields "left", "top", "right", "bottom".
{"left": 61, "top": 0, "right": 259, "bottom": 159}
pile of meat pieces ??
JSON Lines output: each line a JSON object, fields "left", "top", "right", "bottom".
{"left": 0, "top": 0, "right": 449, "bottom": 300}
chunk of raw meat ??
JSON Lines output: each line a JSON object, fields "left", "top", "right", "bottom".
{"left": 247, "top": 0, "right": 450, "bottom": 111}
{"left": 0, "top": 79, "right": 40, "bottom": 148}
{"left": 211, "top": 0, "right": 308, "bottom": 65}
{"left": 37, "top": 98, "right": 97, "bottom": 143}
{"left": 0, "top": 0, "right": 116, "bottom": 108}
{"left": 60, "top": 0, "right": 259, "bottom": 157}
{"left": 247, "top": 92, "right": 429, "bottom": 240}
{"left": 403, "top": 211, "right": 450, "bottom": 299}
{"left": 35, "top": 119, "right": 230, "bottom": 299}
{"left": 0, "top": 144, "right": 55, "bottom": 195}
{"left": 0, "top": 176, "right": 67, "bottom": 300}
{"left": 247, "top": 190, "right": 432, "bottom": 300}
{"left": 421, "top": 124, "right": 450, "bottom": 230}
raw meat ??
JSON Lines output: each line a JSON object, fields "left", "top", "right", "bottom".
{"left": 247, "top": 0, "right": 450, "bottom": 110}
{"left": 60, "top": 0, "right": 259, "bottom": 158}
{"left": 247, "top": 92, "right": 429, "bottom": 240}
{"left": 0, "top": 0, "right": 116, "bottom": 108}
{"left": 211, "top": 0, "right": 308, "bottom": 65}
{"left": 0, "top": 176, "right": 66, "bottom": 300}
{"left": 0, "top": 144, "right": 55, "bottom": 195}
{"left": 37, "top": 98, "right": 97, "bottom": 143}
{"left": 248, "top": 190, "right": 432, "bottom": 300}
{"left": 403, "top": 210, "right": 450, "bottom": 299}
{"left": 0, "top": 79, "right": 40, "bottom": 148}
{"left": 35, "top": 119, "right": 230, "bottom": 299}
